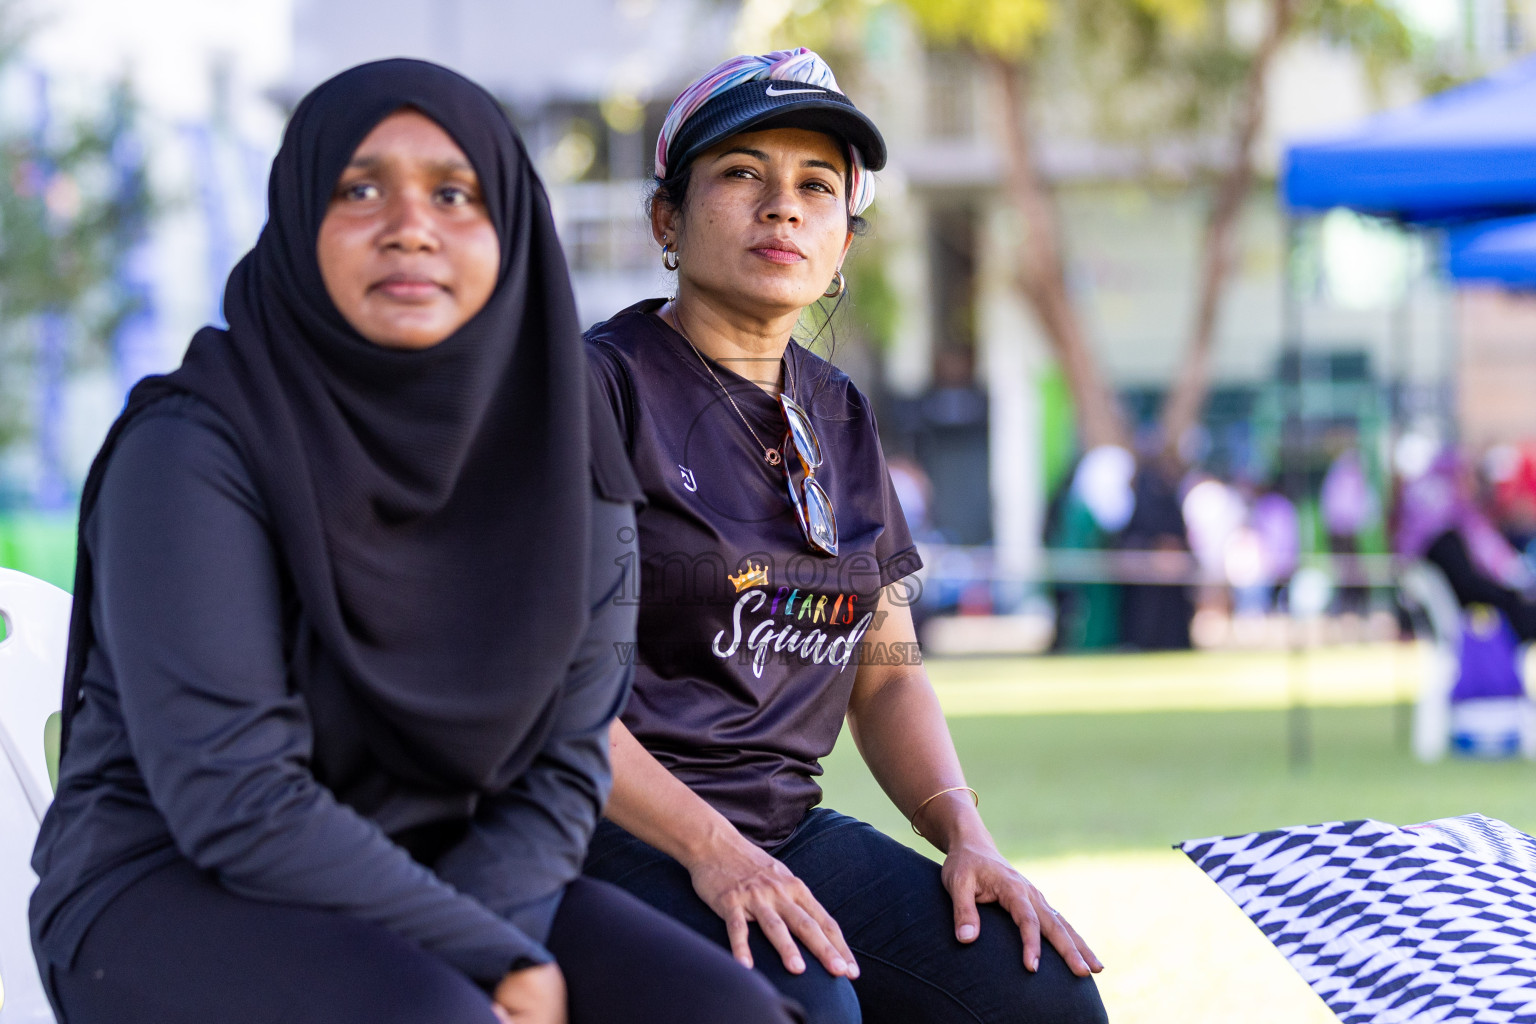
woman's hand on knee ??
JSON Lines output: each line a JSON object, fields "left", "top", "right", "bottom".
{"left": 941, "top": 843, "right": 1104, "bottom": 979}
{"left": 492, "top": 963, "right": 567, "bottom": 1024}
{"left": 685, "top": 835, "right": 858, "bottom": 980}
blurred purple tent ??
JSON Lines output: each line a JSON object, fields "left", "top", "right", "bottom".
{"left": 1284, "top": 56, "right": 1536, "bottom": 223}
{"left": 1448, "top": 216, "right": 1536, "bottom": 290}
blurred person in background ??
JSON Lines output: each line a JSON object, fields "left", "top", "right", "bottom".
{"left": 1400, "top": 448, "right": 1536, "bottom": 756}
{"left": 585, "top": 48, "right": 1106, "bottom": 1024}
{"left": 1223, "top": 521, "right": 1270, "bottom": 618}
{"left": 1046, "top": 445, "right": 1134, "bottom": 651}
{"left": 886, "top": 455, "right": 935, "bottom": 542}
{"left": 1396, "top": 450, "right": 1536, "bottom": 639}
{"left": 30, "top": 60, "right": 798, "bottom": 1024}
{"left": 1321, "top": 447, "right": 1378, "bottom": 617}
{"left": 1117, "top": 458, "right": 1192, "bottom": 651}
{"left": 912, "top": 344, "right": 990, "bottom": 545}
{"left": 1249, "top": 482, "right": 1300, "bottom": 611}
{"left": 885, "top": 455, "right": 941, "bottom": 628}
{"left": 1485, "top": 442, "right": 1536, "bottom": 567}
{"left": 1182, "top": 471, "right": 1245, "bottom": 621}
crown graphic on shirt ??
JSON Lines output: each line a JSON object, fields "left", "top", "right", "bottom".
{"left": 728, "top": 562, "right": 769, "bottom": 592}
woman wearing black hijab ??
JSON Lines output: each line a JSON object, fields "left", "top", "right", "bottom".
{"left": 29, "top": 60, "right": 797, "bottom": 1024}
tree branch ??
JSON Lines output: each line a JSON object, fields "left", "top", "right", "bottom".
{"left": 1158, "top": 0, "right": 1297, "bottom": 461}
{"left": 986, "top": 51, "right": 1129, "bottom": 451}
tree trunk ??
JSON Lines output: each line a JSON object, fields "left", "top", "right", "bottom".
{"left": 1158, "top": 0, "right": 1296, "bottom": 461}
{"left": 984, "top": 53, "right": 1129, "bottom": 452}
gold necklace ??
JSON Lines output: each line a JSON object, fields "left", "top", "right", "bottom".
{"left": 670, "top": 304, "right": 789, "bottom": 467}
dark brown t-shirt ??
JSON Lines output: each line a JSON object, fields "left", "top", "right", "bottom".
{"left": 586, "top": 300, "right": 921, "bottom": 846}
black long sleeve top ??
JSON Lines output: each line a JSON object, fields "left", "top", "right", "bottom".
{"left": 30, "top": 395, "right": 636, "bottom": 985}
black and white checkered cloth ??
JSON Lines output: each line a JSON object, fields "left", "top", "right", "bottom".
{"left": 1181, "top": 814, "right": 1536, "bottom": 1023}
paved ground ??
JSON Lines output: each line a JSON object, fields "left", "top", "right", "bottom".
{"left": 1025, "top": 848, "right": 1336, "bottom": 1024}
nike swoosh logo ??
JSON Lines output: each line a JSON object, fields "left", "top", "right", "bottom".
{"left": 764, "top": 85, "right": 825, "bottom": 97}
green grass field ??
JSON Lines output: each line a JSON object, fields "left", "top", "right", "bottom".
{"left": 822, "top": 703, "right": 1536, "bottom": 859}
{"left": 817, "top": 649, "right": 1536, "bottom": 1023}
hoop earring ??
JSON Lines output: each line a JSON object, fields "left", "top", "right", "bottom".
{"left": 662, "top": 245, "right": 680, "bottom": 272}
{"left": 823, "top": 269, "right": 845, "bottom": 299}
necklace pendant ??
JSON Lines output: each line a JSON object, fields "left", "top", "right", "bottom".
{"left": 764, "top": 448, "right": 782, "bottom": 466}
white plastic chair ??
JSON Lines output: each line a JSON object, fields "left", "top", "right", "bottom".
{"left": 1399, "top": 560, "right": 1536, "bottom": 761}
{"left": 0, "top": 567, "right": 70, "bottom": 1023}
{"left": 1399, "top": 561, "right": 1462, "bottom": 762}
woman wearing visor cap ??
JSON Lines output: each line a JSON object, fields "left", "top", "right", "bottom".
{"left": 584, "top": 48, "right": 1108, "bottom": 1024}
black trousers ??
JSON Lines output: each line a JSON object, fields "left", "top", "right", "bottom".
{"left": 45, "top": 858, "right": 799, "bottom": 1024}
{"left": 585, "top": 808, "right": 1109, "bottom": 1024}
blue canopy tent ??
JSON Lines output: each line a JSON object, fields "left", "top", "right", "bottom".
{"left": 1284, "top": 55, "right": 1536, "bottom": 223}
{"left": 1448, "top": 215, "right": 1536, "bottom": 290}
{"left": 1277, "top": 56, "right": 1536, "bottom": 458}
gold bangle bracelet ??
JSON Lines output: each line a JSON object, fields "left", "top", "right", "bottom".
{"left": 909, "top": 785, "right": 980, "bottom": 837}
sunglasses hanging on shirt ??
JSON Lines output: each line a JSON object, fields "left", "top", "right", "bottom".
{"left": 779, "top": 391, "right": 838, "bottom": 556}
{"left": 672, "top": 306, "right": 838, "bottom": 556}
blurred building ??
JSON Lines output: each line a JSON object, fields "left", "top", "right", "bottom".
{"left": 7, "top": 0, "right": 1529, "bottom": 568}
{"left": 276, "top": 0, "right": 1536, "bottom": 577}
{"left": 1456, "top": 287, "right": 1536, "bottom": 452}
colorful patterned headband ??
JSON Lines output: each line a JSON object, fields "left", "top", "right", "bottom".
{"left": 656, "top": 48, "right": 879, "bottom": 217}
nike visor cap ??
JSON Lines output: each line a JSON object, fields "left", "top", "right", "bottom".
{"left": 662, "top": 78, "right": 887, "bottom": 180}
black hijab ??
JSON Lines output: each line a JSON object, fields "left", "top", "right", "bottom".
{"left": 62, "top": 59, "right": 636, "bottom": 791}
